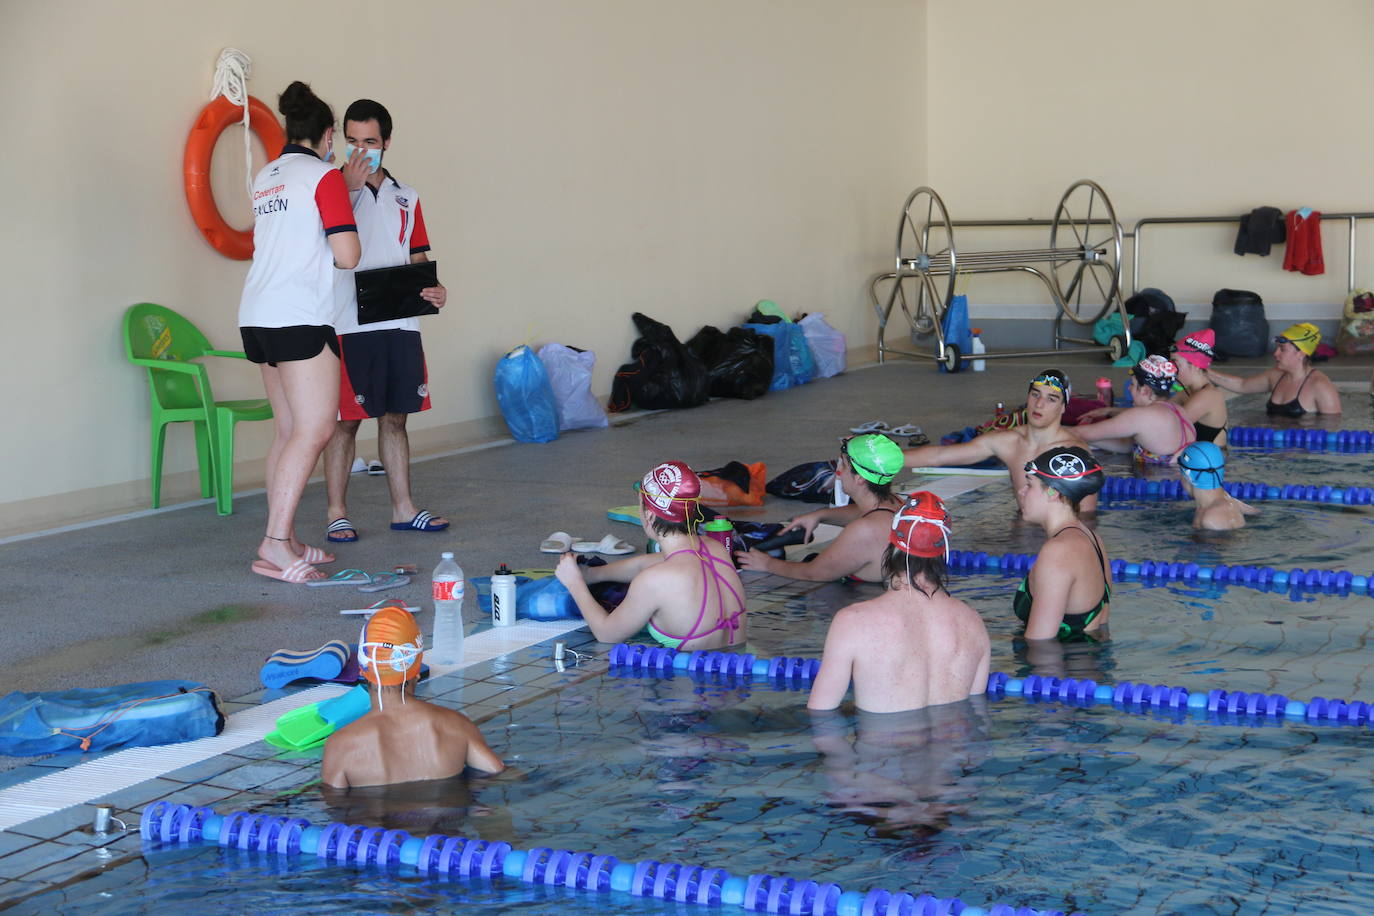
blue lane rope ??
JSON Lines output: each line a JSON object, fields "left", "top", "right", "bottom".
{"left": 1097, "top": 475, "right": 1374, "bottom": 505}
{"left": 138, "top": 802, "right": 1076, "bottom": 916}
{"left": 942, "top": 549, "right": 1371, "bottom": 596}
{"left": 607, "top": 645, "right": 1373, "bottom": 729}
{"left": 1228, "top": 426, "right": 1374, "bottom": 451}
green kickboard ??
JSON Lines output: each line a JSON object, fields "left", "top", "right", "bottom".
{"left": 608, "top": 505, "right": 640, "bottom": 525}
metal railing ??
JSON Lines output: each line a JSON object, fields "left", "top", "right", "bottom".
{"left": 1131, "top": 212, "right": 1374, "bottom": 297}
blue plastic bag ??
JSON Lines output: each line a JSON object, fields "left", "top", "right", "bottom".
{"left": 471, "top": 575, "right": 582, "bottom": 620}
{"left": 0, "top": 680, "right": 223, "bottom": 756}
{"left": 744, "top": 323, "right": 817, "bottom": 390}
{"left": 494, "top": 345, "right": 560, "bottom": 443}
{"left": 939, "top": 294, "right": 973, "bottom": 372}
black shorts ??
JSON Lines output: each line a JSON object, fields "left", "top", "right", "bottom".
{"left": 338, "top": 329, "right": 431, "bottom": 419}
{"left": 240, "top": 325, "right": 340, "bottom": 366}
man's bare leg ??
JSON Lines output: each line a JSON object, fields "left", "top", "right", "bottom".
{"left": 324, "top": 419, "right": 364, "bottom": 533}
{"left": 379, "top": 411, "right": 448, "bottom": 527}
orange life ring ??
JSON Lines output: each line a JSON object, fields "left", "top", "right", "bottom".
{"left": 183, "top": 95, "right": 286, "bottom": 260}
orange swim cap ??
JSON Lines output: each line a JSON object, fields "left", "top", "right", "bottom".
{"left": 359, "top": 606, "right": 424, "bottom": 687}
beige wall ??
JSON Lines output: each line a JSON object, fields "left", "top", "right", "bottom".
{"left": 0, "top": 0, "right": 927, "bottom": 534}
{"left": 926, "top": 0, "right": 1374, "bottom": 322}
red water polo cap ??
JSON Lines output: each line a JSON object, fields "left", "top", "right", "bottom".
{"left": 890, "top": 491, "right": 951, "bottom": 559}
{"left": 640, "top": 460, "right": 703, "bottom": 524}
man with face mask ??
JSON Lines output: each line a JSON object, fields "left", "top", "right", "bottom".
{"left": 323, "top": 99, "right": 451, "bottom": 544}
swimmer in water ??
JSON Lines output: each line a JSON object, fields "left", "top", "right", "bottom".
{"left": 1178, "top": 441, "right": 1257, "bottom": 531}
{"left": 902, "top": 369, "right": 1097, "bottom": 511}
{"left": 1075, "top": 355, "right": 1196, "bottom": 465}
{"left": 323, "top": 606, "right": 504, "bottom": 788}
{"left": 1014, "top": 446, "right": 1112, "bottom": 641}
{"left": 807, "top": 491, "right": 990, "bottom": 714}
{"left": 735, "top": 433, "right": 904, "bottom": 584}
{"left": 555, "top": 461, "right": 747, "bottom": 651}
{"left": 1206, "top": 322, "right": 1341, "bottom": 417}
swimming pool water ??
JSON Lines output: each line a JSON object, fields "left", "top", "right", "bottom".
{"left": 10, "top": 465, "right": 1374, "bottom": 915}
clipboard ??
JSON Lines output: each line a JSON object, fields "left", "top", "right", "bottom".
{"left": 354, "top": 260, "right": 440, "bottom": 325}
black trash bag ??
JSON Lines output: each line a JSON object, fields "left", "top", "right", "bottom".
{"left": 686, "top": 325, "right": 775, "bottom": 400}
{"left": 765, "top": 460, "right": 837, "bottom": 503}
{"left": 1210, "top": 289, "right": 1269, "bottom": 358}
{"left": 608, "top": 312, "right": 710, "bottom": 412}
{"left": 1124, "top": 287, "right": 1187, "bottom": 356}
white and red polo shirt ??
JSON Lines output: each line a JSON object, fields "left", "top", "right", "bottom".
{"left": 238, "top": 145, "right": 356, "bottom": 329}
{"left": 332, "top": 171, "right": 431, "bottom": 336}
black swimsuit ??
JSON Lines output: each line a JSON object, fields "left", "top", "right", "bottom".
{"left": 1193, "top": 420, "right": 1226, "bottom": 443}
{"left": 1266, "top": 371, "right": 1312, "bottom": 417}
{"left": 1013, "top": 527, "right": 1111, "bottom": 640}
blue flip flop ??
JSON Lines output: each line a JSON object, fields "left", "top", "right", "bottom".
{"left": 260, "top": 640, "right": 352, "bottom": 689}
{"left": 390, "top": 510, "right": 449, "bottom": 533}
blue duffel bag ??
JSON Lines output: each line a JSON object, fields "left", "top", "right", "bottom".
{"left": 0, "top": 680, "right": 224, "bottom": 756}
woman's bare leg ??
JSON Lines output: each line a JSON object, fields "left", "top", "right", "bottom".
{"left": 257, "top": 349, "right": 339, "bottom": 574}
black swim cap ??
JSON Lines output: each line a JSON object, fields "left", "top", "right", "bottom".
{"left": 1024, "top": 446, "right": 1105, "bottom": 506}
{"left": 1029, "top": 368, "right": 1071, "bottom": 396}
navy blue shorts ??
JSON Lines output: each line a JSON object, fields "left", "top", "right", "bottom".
{"left": 338, "top": 329, "right": 431, "bottom": 419}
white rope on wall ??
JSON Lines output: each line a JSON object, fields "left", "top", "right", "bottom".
{"left": 210, "top": 48, "right": 255, "bottom": 199}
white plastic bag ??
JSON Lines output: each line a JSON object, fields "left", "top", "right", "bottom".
{"left": 537, "top": 343, "right": 608, "bottom": 431}
{"left": 799, "top": 313, "right": 846, "bottom": 378}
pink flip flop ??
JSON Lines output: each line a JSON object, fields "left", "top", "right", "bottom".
{"left": 252, "top": 558, "right": 324, "bottom": 584}
{"left": 299, "top": 544, "right": 336, "bottom": 565}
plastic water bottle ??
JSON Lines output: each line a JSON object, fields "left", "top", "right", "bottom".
{"left": 702, "top": 519, "right": 736, "bottom": 556}
{"left": 1096, "top": 377, "right": 1114, "bottom": 407}
{"left": 970, "top": 328, "right": 986, "bottom": 371}
{"left": 833, "top": 474, "right": 850, "bottom": 507}
{"left": 430, "top": 552, "right": 465, "bottom": 665}
{"left": 491, "top": 563, "right": 517, "bottom": 628}
{"left": 995, "top": 401, "right": 1006, "bottom": 417}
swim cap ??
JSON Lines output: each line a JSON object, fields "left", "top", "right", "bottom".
{"left": 640, "top": 460, "right": 703, "bottom": 525}
{"left": 1276, "top": 322, "right": 1320, "bottom": 357}
{"left": 843, "top": 433, "right": 904, "bottom": 485}
{"left": 1179, "top": 441, "right": 1225, "bottom": 490}
{"left": 1029, "top": 368, "right": 1071, "bottom": 396}
{"left": 890, "top": 491, "right": 951, "bottom": 559}
{"left": 1131, "top": 354, "right": 1178, "bottom": 395}
{"left": 1024, "top": 445, "right": 1105, "bottom": 505}
{"left": 359, "top": 606, "right": 423, "bottom": 687}
{"left": 1173, "top": 329, "right": 1216, "bottom": 369}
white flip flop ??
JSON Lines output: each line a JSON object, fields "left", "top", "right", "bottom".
{"left": 888, "top": 424, "right": 924, "bottom": 437}
{"left": 540, "top": 531, "right": 576, "bottom": 554}
{"left": 572, "top": 534, "right": 635, "bottom": 555}
{"left": 848, "top": 420, "right": 889, "bottom": 434}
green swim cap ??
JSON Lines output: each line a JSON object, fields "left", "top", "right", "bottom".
{"left": 844, "top": 433, "right": 904, "bottom": 485}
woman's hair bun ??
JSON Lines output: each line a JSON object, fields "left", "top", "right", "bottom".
{"left": 278, "top": 81, "right": 317, "bottom": 118}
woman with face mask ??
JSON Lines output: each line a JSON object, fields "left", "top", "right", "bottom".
{"left": 238, "top": 81, "right": 361, "bottom": 584}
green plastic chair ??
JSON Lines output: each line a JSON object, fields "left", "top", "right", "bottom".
{"left": 122, "top": 303, "right": 273, "bottom": 515}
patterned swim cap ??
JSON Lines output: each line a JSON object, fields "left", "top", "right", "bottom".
{"left": 1024, "top": 445, "right": 1105, "bottom": 505}
{"left": 1029, "top": 368, "right": 1072, "bottom": 396}
{"left": 1132, "top": 354, "right": 1178, "bottom": 395}
{"left": 890, "top": 491, "right": 951, "bottom": 559}
{"left": 640, "top": 460, "right": 703, "bottom": 525}
{"left": 359, "top": 606, "right": 424, "bottom": 687}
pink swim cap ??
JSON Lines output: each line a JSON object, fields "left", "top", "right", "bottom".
{"left": 640, "top": 461, "right": 703, "bottom": 525}
{"left": 1174, "top": 329, "right": 1216, "bottom": 369}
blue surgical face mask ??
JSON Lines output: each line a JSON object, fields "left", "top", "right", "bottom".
{"left": 346, "top": 145, "right": 382, "bottom": 173}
